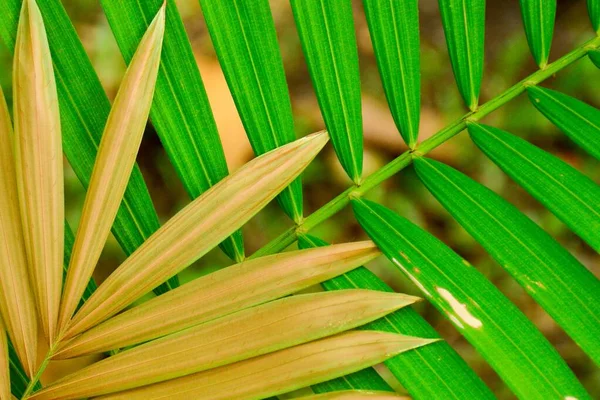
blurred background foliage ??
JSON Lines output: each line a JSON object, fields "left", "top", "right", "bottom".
{"left": 0, "top": 0, "right": 599, "bottom": 397}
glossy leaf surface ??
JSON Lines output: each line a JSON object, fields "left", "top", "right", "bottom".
{"left": 527, "top": 86, "right": 600, "bottom": 161}
{"left": 518, "top": 0, "right": 556, "bottom": 67}
{"left": 95, "top": 332, "right": 433, "bottom": 400}
{"left": 353, "top": 199, "right": 589, "bottom": 399}
{"left": 469, "top": 122, "right": 600, "bottom": 251}
{"left": 200, "top": 0, "right": 303, "bottom": 221}
{"left": 299, "top": 235, "right": 494, "bottom": 400}
{"left": 299, "top": 392, "right": 408, "bottom": 400}
{"left": 55, "top": 242, "right": 381, "bottom": 359}
{"left": 415, "top": 157, "right": 600, "bottom": 367}
{"left": 363, "top": 0, "right": 420, "bottom": 147}
{"left": 0, "top": 0, "right": 178, "bottom": 295}
{"left": 100, "top": 0, "right": 244, "bottom": 261}
{"left": 64, "top": 133, "right": 329, "bottom": 339}
{"left": 589, "top": 0, "right": 600, "bottom": 33}
{"left": 290, "top": 0, "right": 363, "bottom": 182}
{"left": 437, "top": 0, "right": 485, "bottom": 110}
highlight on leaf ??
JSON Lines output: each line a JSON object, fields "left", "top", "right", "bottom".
{"left": 34, "top": 290, "right": 418, "bottom": 399}
{"left": 55, "top": 241, "right": 382, "bottom": 359}
{"left": 13, "top": 0, "right": 63, "bottom": 344}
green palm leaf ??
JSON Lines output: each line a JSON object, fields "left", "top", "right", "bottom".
{"left": 0, "top": 0, "right": 178, "bottom": 295}
{"left": 518, "top": 0, "right": 556, "bottom": 67}
{"left": 527, "top": 86, "right": 600, "bottom": 161}
{"left": 589, "top": 48, "right": 600, "bottom": 68}
{"left": 352, "top": 199, "right": 591, "bottom": 400}
{"left": 468, "top": 122, "right": 600, "bottom": 251}
{"left": 100, "top": 0, "right": 244, "bottom": 262}
{"left": 299, "top": 234, "right": 494, "bottom": 400}
{"left": 589, "top": 0, "right": 600, "bottom": 33}
{"left": 363, "top": 0, "right": 420, "bottom": 148}
{"left": 199, "top": 0, "right": 303, "bottom": 222}
{"left": 290, "top": 0, "right": 363, "bottom": 183}
{"left": 437, "top": 0, "right": 485, "bottom": 110}
{"left": 414, "top": 157, "right": 600, "bottom": 366}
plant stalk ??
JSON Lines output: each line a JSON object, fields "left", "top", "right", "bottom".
{"left": 252, "top": 35, "right": 600, "bottom": 258}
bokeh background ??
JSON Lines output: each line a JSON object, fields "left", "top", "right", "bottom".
{"left": 1, "top": 0, "right": 599, "bottom": 397}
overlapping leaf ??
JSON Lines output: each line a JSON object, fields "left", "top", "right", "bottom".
{"left": 0, "top": 76, "right": 37, "bottom": 377}
{"left": 94, "top": 332, "right": 433, "bottom": 400}
{"left": 0, "top": 0, "right": 178, "bottom": 295}
{"left": 55, "top": 242, "right": 381, "bottom": 358}
{"left": 299, "top": 235, "right": 494, "bottom": 400}
{"left": 290, "top": 0, "right": 363, "bottom": 183}
{"left": 299, "top": 391, "right": 408, "bottom": 400}
{"left": 36, "top": 291, "right": 415, "bottom": 399}
{"left": 100, "top": 0, "right": 244, "bottom": 261}
{"left": 414, "top": 157, "right": 600, "bottom": 367}
{"left": 63, "top": 132, "right": 329, "bottom": 339}
{"left": 13, "top": 0, "right": 63, "bottom": 344}
{"left": 469, "top": 122, "right": 600, "bottom": 251}
{"left": 200, "top": 0, "right": 303, "bottom": 222}
{"left": 353, "top": 199, "right": 590, "bottom": 399}
{"left": 58, "top": 3, "right": 165, "bottom": 334}
{"left": 518, "top": 0, "right": 556, "bottom": 67}
{"left": 589, "top": 49, "right": 600, "bottom": 68}
{"left": 363, "top": 0, "right": 420, "bottom": 147}
{"left": 527, "top": 86, "right": 600, "bottom": 161}
{"left": 437, "top": 0, "right": 485, "bottom": 110}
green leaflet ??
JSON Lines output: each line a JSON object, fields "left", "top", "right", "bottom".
{"left": 437, "top": 0, "right": 485, "bottom": 110}
{"left": 0, "top": 0, "right": 178, "bottom": 295}
{"left": 352, "top": 200, "right": 591, "bottom": 400}
{"left": 299, "top": 235, "right": 493, "bottom": 400}
{"left": 290, "top": 0, "right": 363, "bottom": 183}
{"left": 468, "top": 122, "right": 600, "bottom": 251}
{"left": 518, "top": 0, "right": 556, "bottom": 68}
{"left": 199, "top": 0, "right": 303, "bottom": 222}
{"left": 589, "top": 0, "right": 600, "bottom": 33}
{"left": 589, "top": 49, "right": 600, "bottom": 69}
{"left": 100, "top": 0, "right": 244, "bottom": 262}
{"left": 363, "top": 0, "right": 420, "bottom": 148}
{"left": 414, "top": 157, "right": 600, "bottom": 367}
{"left": 527, "top": 86, "right": 600, "bottom": 161}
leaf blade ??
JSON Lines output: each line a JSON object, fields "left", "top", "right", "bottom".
{"left": 64, "top": 132, "right": 329, "bottom": 338}
{"left": 518, "top": 0, "right": 556, "bottom": 67}
{"left": 0, "top": 76, "right": 37, "bottom": 377}
{"left": 414, "top": 157, "right": 600, "bottom": 367}
{"left": 99, "top": 0, "right": 245, "bottom": 261}
{"left": 95, "top": 331, "right": 433, "bottom": 400}
{"left": 58, "top": 4, "right": 166, "bottom": 334}
{"left": 13, "top": 0, "right": 63, "bottom": 343}
{"left": 353, "top": 199, "right": 591, "bottom": 400}
{"left": 299, "top": 234, "right": 494, "bottom": 400}
{"left": 55, "top": 241, "right": 381, "bottom": 359}
{"left": 290, "top": 0, "right": 363, "bottom": 182}
{"left": 468, "top": 122, "right": 600, "bottom": 251}
{"left": 36, "top": 291, "right": 416, "bottom": 399}
{"left": 298, "top": 391, "right": 408, "bottom": 400}
{"left": 200, "top": 0, "right": 303, "bottom": 222}
{"left": 0, "top": 320, "right": 9, "bottom": 400}
{"left": 437, "top": 0, "right": 485, "bottom": 110}
{"left": 363, "top": 0, "right": 420, "bottom": 147}
{"left": 527, "top": 86, "right": 600, "bottom": 161}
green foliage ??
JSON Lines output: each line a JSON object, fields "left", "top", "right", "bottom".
{"left": 290, "top": 0, "right": 363, "bottom": 183}
{"left": 518, "top": 0, "right": 557, "bottom": 67}
{"left": 437, "top": 0, "right": 485, "bottom": 110}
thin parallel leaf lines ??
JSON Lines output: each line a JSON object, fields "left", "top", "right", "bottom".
{"left": 539, "top": 91, "right": 600, "bottom": 131}
{"left": 461, "top": 0, "right": 476, "bottom": 106}
{"left": 388, "top": 0, "right": 415, "bottom": 139}
{"left": 318, "top": 0, "right": 359, "bottom": 178}
{"left": 134, "top": 0, "right": 213, "bottom": 187}
{"left": 538, "top": 0, "right": 546, "bottom": 63}
{"left": 421, "top": 159, "right": 599, "bottom": 324}
{"left": 360, "top": 201, "right": 564, "bottom": 397}
{"left": 475, "top": 124, "right": 600, "bottom": 219}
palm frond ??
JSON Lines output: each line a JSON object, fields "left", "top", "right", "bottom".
{"left": 518, "top": 0, "right": 556, "bottom": 68}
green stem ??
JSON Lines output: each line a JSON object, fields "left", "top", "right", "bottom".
{"left": 21, "top": 346, "right": 54, "bottom": 399}
{"left": 252, "top": 35, "right": 600, "bottom": 259}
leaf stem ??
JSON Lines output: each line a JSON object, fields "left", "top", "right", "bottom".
{"left": 252, "top": 35, "right": 600, "bottom": 258}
